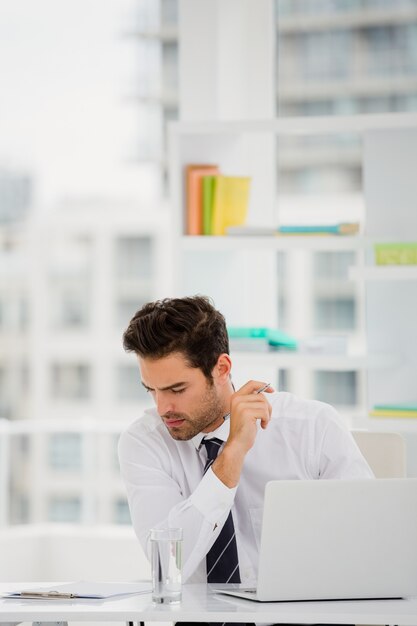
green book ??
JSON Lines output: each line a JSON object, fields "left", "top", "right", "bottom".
{"left": 374, "top": 243, "right": 417, "bottom": 265}
{"left": 374, "top": 403, "right": 417, "bottom": 412}
{"left": 202, "top": 175, "right": 216, "bottom": 235}
{"left": 370, "top": 410, "right": 417, "bottom": 418}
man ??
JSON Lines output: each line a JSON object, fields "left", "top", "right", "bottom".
{"left": 118, "top": 295, "right": 373, "bottom": 586}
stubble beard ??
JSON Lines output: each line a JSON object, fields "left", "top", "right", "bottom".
{"left": 163, "top": 384, "right": 225, "bottom": 441}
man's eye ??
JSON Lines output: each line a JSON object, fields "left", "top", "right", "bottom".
{"left": 171, "top": 389, "right": 185, "bottom": 395}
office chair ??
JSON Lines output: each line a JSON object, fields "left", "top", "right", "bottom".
{"left": 351, "top": 430, "right": 406, "bottom": 626}
{"left": 351, "top": 430, "right": 407, "bottom": 478}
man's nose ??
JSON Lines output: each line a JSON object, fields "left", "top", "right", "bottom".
{"left": 155, "top": 393, "right": 175, "bottom": 416}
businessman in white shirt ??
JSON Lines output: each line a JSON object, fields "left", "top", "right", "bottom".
{"left": 118, "top": 295, "right": 373, "bottom": 611}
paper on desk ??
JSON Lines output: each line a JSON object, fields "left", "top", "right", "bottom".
{"left": 5, "top": 581, "right": 152, "bottom": 599}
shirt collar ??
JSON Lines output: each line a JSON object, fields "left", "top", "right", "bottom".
{"left": 191, "top": 416, "right": 231, "bottom": 450}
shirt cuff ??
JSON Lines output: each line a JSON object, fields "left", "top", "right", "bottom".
{"left": 190, "top": 467, "right": 237, "bottom": 523}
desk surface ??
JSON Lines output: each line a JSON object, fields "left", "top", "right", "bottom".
{"left": 1, "top": 583, "right": 417, "bottom": 624}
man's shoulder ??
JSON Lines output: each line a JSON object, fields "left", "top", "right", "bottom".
{"left": 269, "top": 391, "right": 341, "bottom": 423}
{"left": 119, "top": 407, "right": 164, "bottom": 443}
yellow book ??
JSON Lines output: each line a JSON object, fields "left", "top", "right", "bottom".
{"left": 211, "top": 176, "right": 250, "bottom": 236}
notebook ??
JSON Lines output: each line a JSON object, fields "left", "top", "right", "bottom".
{"left": 213, "top": 478, "right": 417, "bottom": 602}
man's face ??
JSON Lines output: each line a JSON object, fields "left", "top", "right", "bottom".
{"left": 138, "top": 352, "right": 226, "bottom": 440}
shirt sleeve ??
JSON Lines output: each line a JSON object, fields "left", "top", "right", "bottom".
{"left": 118, "top": 427, "right": 236, "bottom": 582}
{"left": 314, "top": 405, "right": 375, "bottom": 479}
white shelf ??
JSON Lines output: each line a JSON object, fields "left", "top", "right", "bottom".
{"left": 124, "top": 26, "right": 178, "bottom": 42}
{"left": 279, "top": 145, "right": 362, "bottom": 169}
{"left": 280, "top": 75, "right": 417, "bottom": 103}
{"left": 351, "top": 416, "right": 417, "bottom": 434}
{"left": 171, "top": 111, "right": 417, "bottom": 137}
{"left": 134, "top": 91, "right": 178, "bottom": 108}
{"left": 182, "top": 235, "right": 366, "bottom": 252}
{"left": 349, "top": 266, "right": 417, "bottom": 281}
{"left": 278, "top": 7, "right": 417, "bottom": 33}
{"left": 230, "top": 351, "right": 398, "bottom": 371}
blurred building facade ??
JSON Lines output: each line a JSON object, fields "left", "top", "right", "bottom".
{"left": 1, "top": 0, "right": 417, "bottom": 525}
{"left": 1, "top": 198, "right": 171, "bottom": 525}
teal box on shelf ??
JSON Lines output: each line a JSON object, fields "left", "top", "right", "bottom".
{"left": 227, "top": 327, "right": 298, "bottom": 351}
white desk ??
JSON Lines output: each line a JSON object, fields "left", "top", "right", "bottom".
{"left": 1, "top": 583, "right": 417, "bottom": 625}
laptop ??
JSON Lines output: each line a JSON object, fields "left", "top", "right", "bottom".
{"left": 213, "top": 478, "right": 417, "bottom": 602}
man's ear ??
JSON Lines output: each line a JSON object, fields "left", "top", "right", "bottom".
{"left": 212, "top": 353, "right": 232, "bottom": 386}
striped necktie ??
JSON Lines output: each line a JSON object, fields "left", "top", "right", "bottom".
{"left": 203, "top": 437, "right": 241, "bottom": 584}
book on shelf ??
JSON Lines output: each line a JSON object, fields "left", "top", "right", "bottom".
{"left": 374, "top": 243, "right": 417, "bottom": 265}
{"left": 185, "top": 164, "right": 219, "bottom": 235}
{"left": 228, "top": 326, "right": 298, "bottom": 351}
{"left": 185, "top": 165, "right": 250, "bottom": 236}
{"left": 202, "top": 175, "right": 216, "bottom": 236}
{"left": 211, "top": 175, "right": 251, "bottom": 236}
{"left": 226, "top": 223, "right": 360, "bottom": 236}
{"left": 370, "top": 403, "right": 417, "bottom": 418}
{"left": 277, "top": 223, "right": 360, "bottom": 236}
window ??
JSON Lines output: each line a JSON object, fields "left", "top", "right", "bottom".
{"left": 314, "top": 298, "right": 356, "bottom": 331}
{"left": 161, "top": 0, "right": 178, "bottom": 26}
{"left": 116, "top": 364, "right": 149, "bottom": 402}
{"left": 0, "top": 366, "right": 11, "bottom": 419}
{"left": 115, "top": 236, "right": 154, "bottom": 329}
{"left": 48, "top": 433, "right": 82, "bottom": 470}
{"left": 11, "top": 495, "right": 29, "bottom": 524}
{"left": 117, "top": 297, "right": 151, "bottom": 330}
{"left": 50, "top": 363, "right": 91, "bottom": 400}
{"left": 49, "top": 277, "right": 91, "bottom": 329}
{"left": 47, "top": 236, "right": 92, "bottom": 330}
{"left": 277, "top": 369, "right": 289, "bottom": 392}
{"left": 277, "top": 1, "right": 417, "bottom": 120}
{"left": 314, "top": 252, "right": 355, "bottom": 280}
{"left": 115, "top": 236, "right": 153, "bottom": 280}
{"left": 114, "top": 498, "right": 131, "bottom": 524}
{"left": 314, "top": 371, "right": 357, "bottom": 407}
{"left": 48, "top": 496, "right": 82, "bottom": 523}
{"left": 112, "top": 434, "right": 121, "bottom": 470}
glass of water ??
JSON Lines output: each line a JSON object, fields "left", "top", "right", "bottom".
{"left": 150, "top": 527, "right": 183, "bottom": 604}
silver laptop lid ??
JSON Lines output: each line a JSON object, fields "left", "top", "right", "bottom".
{"left": 256, "top": 478, "right": 417, "bottom": 601}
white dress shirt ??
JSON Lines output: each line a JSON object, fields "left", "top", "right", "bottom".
{"left": 118, "top": 391, "right": 374, "bottom": 583}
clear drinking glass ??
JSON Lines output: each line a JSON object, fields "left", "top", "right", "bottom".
{"left": 150, "top": 527, "right": 183, "bottom": 604}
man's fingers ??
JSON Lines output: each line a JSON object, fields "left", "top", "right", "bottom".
{"left": 231, "top": 393, "right": 272, "bottom": 418}
{"left": 232, "top": 398, "right": 271, "bottom": 426}
{"left": 227, "top": 382, "right": 274, "bottom": 453}
{"left": 236, "top": 380, "right": 274, "bottom": 395}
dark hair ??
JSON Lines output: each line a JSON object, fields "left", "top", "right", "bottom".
{"left": 122, "top": 295, "right": 229, "bottom": 380}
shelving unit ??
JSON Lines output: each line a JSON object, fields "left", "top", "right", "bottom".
{"left": 349, "top": 266, "right": 417, "bottom": 281}
{"left": 351, "top": 416, "right": 417, "bottom": 434}
{"left": 360, "top": 126, "right": 417, "bottom": 439}
{"left": 170, "top": 112, "right": 417, "bottom": 136}
{"left": 225, "top": 352, "right": 398, "bottom": 371}
{"left": 182, "top": 235, "right": 366, "bottom": 252}
{"left": 169, "top": 111, "right": 417, "bottom": 437}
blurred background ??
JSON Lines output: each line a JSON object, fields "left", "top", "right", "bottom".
{"left": 1, "top": 0, "right": 417, "bottom": 579}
